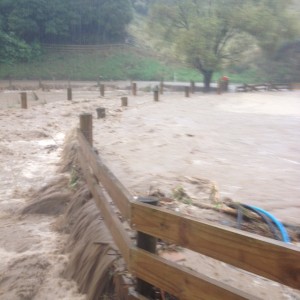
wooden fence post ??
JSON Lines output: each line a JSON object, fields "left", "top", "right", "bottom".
{"left": 136, "top": 196, "right": 159, "bottom": 298}
{"left": 159, "top": 80, "right": 164, "bottom": 95}
{"left": 80, "top": 113, "right": 93, "bottom": 146}
{"left": 217, "top": 80, "right": 222, "bottom": 95}
{"left": 96, "top": 107, "right": 106, "bottom": 119}
{"left": 190, "top": 80, "right": 195, "bottom": 93}
{"left": 132, "top": 82, "right": 137, "bottom": 96}
{"left": 154, "top": 90, "right": 159, "bottom": 102}
{"left": 20, "top": 92, "right": 28, "bottom": 109}
{"left": 67, "top": 87, "right": 72, "bottom": 100}
{"left": 121, "top": 97, "right": 128, "bottom": 107}
{"left": 185, "top": 86, "right": 190, "bottom": 97}
{"left": 100, "top": 84, "right": 105, "bottom": 97}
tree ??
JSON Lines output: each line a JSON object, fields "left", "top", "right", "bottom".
{"left": 0, "top": 0, "right": 75, "bottom": 43}
{"left": 261, "top": 40, "right": 300, "bottom": 83}
{"left": 70, "top": 0, "right": 133, "bottom": 43}
{"left": 0, "top": 0, "right": 133, "bottom": 45}
{"left": 148, "top": 0, "right": 299, "bottom": 91}
{"left": 0, "top": 13, "right": 34, "bottom": 63}
{"left": 0, "top": 30, "right": 32, "bottom": 63}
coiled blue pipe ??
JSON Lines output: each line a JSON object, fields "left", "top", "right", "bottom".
{"left": 243, "top": 204, "right": 291, "bottom": 243}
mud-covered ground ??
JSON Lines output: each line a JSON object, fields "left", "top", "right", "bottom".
{"left": 0, "top": 81, "right": 299, "bottom": 299}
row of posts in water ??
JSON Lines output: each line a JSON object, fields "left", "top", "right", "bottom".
{"left": 18, "top": 81, "right": 192, "bottom": 110}
{"left": 16, "top": 79, "right": 227, "bottom": 109}
{"left": 18, "top": 90, "right": 129, "bottom": 110}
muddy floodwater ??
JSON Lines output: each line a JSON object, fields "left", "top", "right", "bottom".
{"left": 0, "top": 81, "right": 299, "bottom": 299}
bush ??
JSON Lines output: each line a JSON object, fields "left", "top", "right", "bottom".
{"left": 0, "top": 31, "right": 41, "bottom": 63}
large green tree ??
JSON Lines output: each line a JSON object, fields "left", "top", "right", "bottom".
{"left": 148, "top": 0, "right": 299, "bottom": 90}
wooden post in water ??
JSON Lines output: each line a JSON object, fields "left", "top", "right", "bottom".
{"left": 159, "top": 80, "right": 164, "bottom": 95}
{"left": 20, "top": 92, "right": 28, "bottom": 109}
{"left": 80, "top": 113, "right": 93, "bottom": 146}
{"left": 67, "top": 87, "right": 72, "bottom": 100}
{"left": 96, "top": 107, "right": 106, "bottom": 119}
{"left": 136, "top": 196, "right": 159, "bottom": 298}
{"left": 190, "top": 80, "right": 195, "bottom": 93}
{"left": 217, "top": 79, "right": 222, "bottom": 95}
{"left": 132, "top": 82, "right": 137, "bottom": 96}
{"left": 154, "top": 90, "right": 159, "bottom": 102}
{"left": 121, "top": 97, "right": 128, "bottom": 107}
{"left": 100, "top": 84, "right": 105, "bottom": 97}
{"left": 185, "top": 86, "right": 190, "bottom": 97}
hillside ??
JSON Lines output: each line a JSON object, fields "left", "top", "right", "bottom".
{"left": 0, "top": 45, "right": 263, "bottom": 83}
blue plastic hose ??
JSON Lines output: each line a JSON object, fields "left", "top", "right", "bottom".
{"left": 243, "top": 204, "right": 291, "bottom": 243}
{"left": 240, "top": 204, "right": 280, "bottom": 240}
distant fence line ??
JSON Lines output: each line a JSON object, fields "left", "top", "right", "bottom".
{"left": 41, "top": 42, "right": 163, "bottom": 58}
{"left": 41, "top": 42, "right": 174, "bottom": 62}
{"left": 42, "top": 43, "right": 133, "bottom": 52}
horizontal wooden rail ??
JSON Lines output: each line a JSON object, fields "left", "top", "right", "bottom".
{"left": 78, "top": 148, "right": 131, "bottom": 264}
{"left": 78, "top": 129, "right": 132, "bottom": 220}
{"left": 42, "top": 43, "right": 167, "bottom": 60}
{"left": 130, "top": 247, "right": 258, "bottom": 300}
{"left": 131, "top": 201, "right": 300, "bottom": 290}
{"left": 42, "top": 43, "right": 128, "bottom": 50}
{"left": 236, "top": 83, "right": 292, "bottom": 92}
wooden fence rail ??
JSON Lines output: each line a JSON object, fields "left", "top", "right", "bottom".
{"left": 77, "top": 118, "right": 300, "bottom": 299}
{"left": 131, "top": 202, "right": 300, "bottom": 288}
{"left": 42, "top": 43, "right": 130, "bottom": 52}
{"left": 236, "top": 83, "right": 292, "bottom": 92}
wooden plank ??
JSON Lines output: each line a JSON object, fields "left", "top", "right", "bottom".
{"left": 78, "top": 129, "right": 132, "bottom": 220}
{"left": 130, "top": 247, "right": 258, "bottom": 300}
{"left": 131, "top": 202, "right": 300, "bottom": 290}
{"left": 78, "top": 149, "right": 131, "bottom": 264}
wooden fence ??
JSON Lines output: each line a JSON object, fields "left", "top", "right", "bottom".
{"left": 41, "top": 43, "right": 176, "bottom": 63}
{"left": 236, "top": 83, "right": 292, "bottom": 92}
{"left": 77, "top": 114, "right": 300, "bottom": 300}
{"left": 42, "top": 43, "right": 130, "bottom": 52}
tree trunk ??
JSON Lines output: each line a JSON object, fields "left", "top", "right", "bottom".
{"left": 203, "top": 70, "right": 213, "bottom": 92}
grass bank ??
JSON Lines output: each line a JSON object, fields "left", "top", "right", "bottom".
{"left": 0, "top": 47, "right": 263, "bottom": 83}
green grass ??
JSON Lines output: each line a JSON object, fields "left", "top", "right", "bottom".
{"left": 0, "top": 48, "right": 263, "bottom": 83}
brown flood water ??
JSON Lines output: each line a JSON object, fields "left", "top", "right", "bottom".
{"left": 0, "top": 81, "right": 299, "bottom": 299}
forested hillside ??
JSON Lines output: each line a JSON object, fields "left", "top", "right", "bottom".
{"left": 0, "top": 0, "right": 299, "bottom": 83}
{"left": 0, "top": 0, "right": 132, "bottom": 62}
